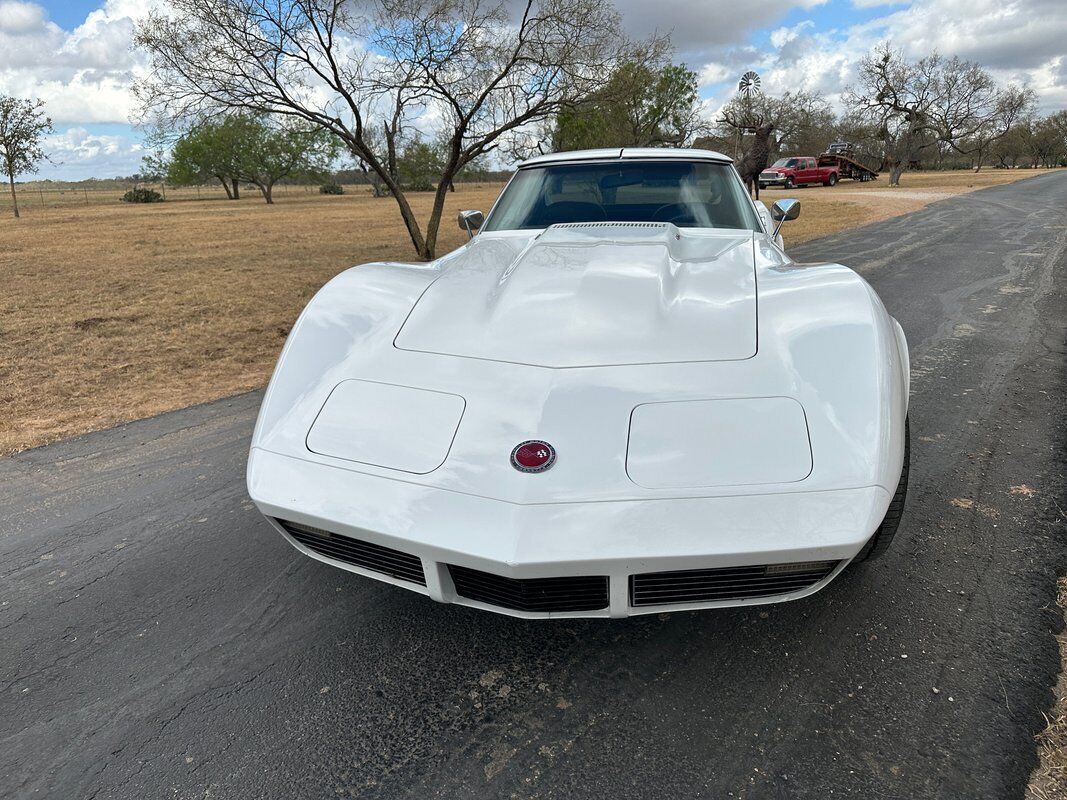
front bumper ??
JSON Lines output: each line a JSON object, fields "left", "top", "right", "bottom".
{"left": 759, "top": 173, "right": 789, "bottom": 186}
{"left": 248, "top": 447, "right": 890, "bottom": 618}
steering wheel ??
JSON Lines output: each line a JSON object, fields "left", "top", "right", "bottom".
{"left": 651, "top": 203, "right": 700, "bottom": 226}
{"left": 540, "top": 201, "right": 608, "bottom": 225}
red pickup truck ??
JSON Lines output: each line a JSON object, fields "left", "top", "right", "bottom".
{"left": 759, "top": 157, "right": 839, "bottom": 189}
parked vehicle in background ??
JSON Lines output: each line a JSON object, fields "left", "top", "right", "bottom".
{"left": 759, "top": 157, "right": 839, "bottom": 189}
{"left": 818, "top": 143, "right": 880, "bottom": 182}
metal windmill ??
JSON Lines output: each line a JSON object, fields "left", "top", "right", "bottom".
{"left": 738, "top": 71, "right": 762, "bottom": 98}
{"left": 734, "top": 71, "right": 762, "bottom": 155}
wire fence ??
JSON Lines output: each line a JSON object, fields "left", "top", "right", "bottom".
{"left": 0, "top": 181, "right": 366, "bottom": 210}
{"left": 0, "top": 179, "right": 501, "bottom": 211}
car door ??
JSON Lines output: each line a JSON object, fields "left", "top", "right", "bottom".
{"left": 802, "top": 158, "right": 817, "bottom": 184}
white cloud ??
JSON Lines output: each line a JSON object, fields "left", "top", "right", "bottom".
{"left": 614, "top": 0, "right": 828, "bottom": 61}
{"left": 696, "top": 0, "right": 1067, "bottom": 115}
{"left": 697, "top": 62, "right": 734, "bottom": 87}
{"left": 49, "top": 126, "right": 125, "bottom": 159}
{"left": 0, "top": 0, "right": 157, "bottom": 124}
{"left": 770, "top": 20, "right": 815, "bottom": 50}
{"left": 850, "top": 0, "right": 907, "bottom": 8}
{"left": 38, "top": 126, "right": 144, "bottom": 180}
{"left": 0, "top": 0, "right": 47, "bottom": 34}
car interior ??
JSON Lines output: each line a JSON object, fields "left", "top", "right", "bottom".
{"left": 486, "top": 161, "right": 759, "bottom": 231}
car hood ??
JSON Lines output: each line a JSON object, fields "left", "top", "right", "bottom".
{"left": 394, "top": 222, "right": 757, "bottom": 367}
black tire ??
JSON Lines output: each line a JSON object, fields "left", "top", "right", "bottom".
{"left": 785, "top": 177, "right": 795, "bottom": 189}
{"left": 827, "top": 173, "right": 838, "bottom": 186}
{"left": 759, "top": 183, "right": 767, "bottom": 190}
{"left": 856, "top": 417, "right": 910, "bottom": 562}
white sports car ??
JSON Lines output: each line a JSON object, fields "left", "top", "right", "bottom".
{"left": 247, "top": 148, "right": 910, "bottom": 618}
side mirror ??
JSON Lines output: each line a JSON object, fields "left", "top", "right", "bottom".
{"left": 770, "top": 199, "right": 800, "bottom": 237}
{"left": 458, "top": 209, "right": 484, "bottom": 239}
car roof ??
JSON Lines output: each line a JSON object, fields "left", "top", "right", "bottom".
{"left": 518, "top": 147, "right": 733, "bottom": 168}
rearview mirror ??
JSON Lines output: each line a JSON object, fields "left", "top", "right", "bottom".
{"left": 458, "top": 209, "right": 484, "bottom": 238}
{"left": 770, "top": 199, "right": 800, "bottom": 237}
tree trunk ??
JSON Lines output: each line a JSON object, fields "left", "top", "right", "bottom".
{"left": 345, "top": 142, "right": 427, "bottom": 257}
{"left": 7, "top": 171, "right": 18, "bottom": 218}
{"left": 217, "top": 174, "right": 233, "bottom": 199}
{"left": 888, "top": 163, "right": 905, "bottom": 187}
{"left": 231, "top": 178, "right": 240, "bottom": 200}
{"left": 385, "top": 177, "right": 427, "bottom": 256}
{"left": 259, "top": 183, "right": 273, "bottom": 204}
{"left": 421, "top": 173, "right": 457, "bottom": 261}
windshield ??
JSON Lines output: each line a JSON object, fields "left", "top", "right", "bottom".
{"left": 772, "top": 158, "right": 799, "bottom": 168}
{"left": 483, "top": 160, "right": 762, "bottom": 232}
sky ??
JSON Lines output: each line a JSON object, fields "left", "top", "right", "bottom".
{"left": 1, "top": 0, "right": 1064, "bottom": 181}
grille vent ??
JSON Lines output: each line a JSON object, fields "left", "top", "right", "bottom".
{"left": 276, "top": 519, "right": 426, "bottom": 585}
{"left": 449, "top": 565, "right": 609, "bottom": 612}
{"left": 552, "top": 221, "right": 668, "bottom": 230}
{"left": 629, "top": 561, "right": 839, "bottom": 607}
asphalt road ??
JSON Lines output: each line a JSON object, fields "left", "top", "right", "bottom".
{"left": 3, "top": 173, "right": 1067, "bottom": 800}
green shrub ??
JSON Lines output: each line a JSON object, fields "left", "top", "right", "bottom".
{"left": 403, "top": 179, "right": 436, "bottom": 192}
{"left": 319, "top": 182, "right": 344, "bottom": 195}
{"left": 121, "top": 187, "right": 164, "bottom": 203}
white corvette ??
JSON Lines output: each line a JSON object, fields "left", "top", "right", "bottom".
{"left": 247, "top": 148, "right": 909, "bottom": 618}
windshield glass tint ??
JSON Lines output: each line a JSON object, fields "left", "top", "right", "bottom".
{"left": 772, "top": 158, "right": 798, "bottom": 168}
{"left": 483, "top": 161, "right": 762, "bottom": 232}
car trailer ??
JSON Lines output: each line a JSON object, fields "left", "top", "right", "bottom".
{"left": 818, "top": 147, "right": 879, "bottom": 182}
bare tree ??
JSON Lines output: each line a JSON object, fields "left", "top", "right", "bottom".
{"left": 847, "top": 44, "right": 1030, "bottom": 186}
{"left": 847, "top": 46, "right": 939, "bottom": 186}
{"left": 717, "top": 90, "right": 834, "bottom": 159}
{"left": 0, "top": 96, "right": 53, "bottom": 219}
{"left": 937, "top": 80, "right": 1034, "bottom": 172}
{"left": 135, "top": 0, "right": 639, "bottom": 259}
{"left": 831, "top": 110, "right": 885, "bottom": 172}
{"left": 1028, "top": 113, "right": 1067, "bottom": 168}
{"left": 1042, "top": 110, "right": 1067, "bottom": 167}
{"left": 990, "top": 121, "right": 1032, "bottom": 169}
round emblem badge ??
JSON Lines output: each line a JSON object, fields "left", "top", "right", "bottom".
{"left": 510, "top": 440, "right": 557, "bottom": 473}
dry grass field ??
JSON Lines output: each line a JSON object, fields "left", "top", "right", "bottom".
{"left": 1028, "top": 578, "right": 1067, "bottom": 800}
{"left": 0, "top": 183, "right": 503, "bottom": 454}
{"left": 0, "top": 168, "right": 1059, "bottom": 455}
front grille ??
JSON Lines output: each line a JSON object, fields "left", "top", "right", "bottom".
{"left": 448, "top": 565, "right": 609, "bottom": 612}
{"left": 276, "top": 519, "right": 426, "bottom": 585}
{"left": 629, "top": 560, "right": 839, "bottom": 607}
{"left": 759, "top": 172, "right": 780, "bottom": 179}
